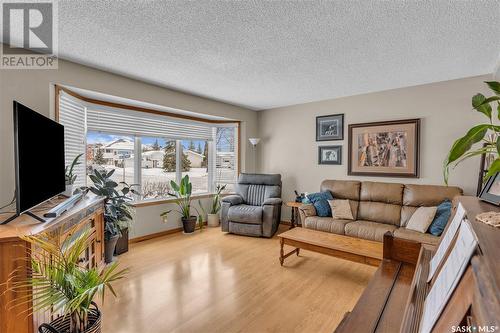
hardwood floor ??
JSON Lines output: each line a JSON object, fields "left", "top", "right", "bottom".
{"left": 101, "top": 225, "right": 376, "bottom": 333}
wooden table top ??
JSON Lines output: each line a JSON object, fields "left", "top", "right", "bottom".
{"left": 285, "top": 201, "right": 304, "bottom": 208}
{"left": 0, "top": 195, "right": 103, "bottom": 241}
{"left": 278, "top": 227, "right": 383, "bottom": 260}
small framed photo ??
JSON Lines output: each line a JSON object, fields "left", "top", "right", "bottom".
{"left": 316, "top": 114, "right": 344, "bottom": 141}
{"left": 479, "top": 172, "right": 500, "bottom": 206}
{"left": 318, "top": 145, "right": 342, "bottom": 165}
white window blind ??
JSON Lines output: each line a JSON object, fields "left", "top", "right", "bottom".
{"left": 215, "top": 126, "right": 238, "bottom": 185}
{"left": 87, "top": 106, "right": 213, "bottom": 141}
{"left": 58, "top": 92, "right": 86, "bottom": 187}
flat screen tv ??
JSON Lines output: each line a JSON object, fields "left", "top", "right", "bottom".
{"left": 13, "top": 101, "right": 65, "bottom": 215}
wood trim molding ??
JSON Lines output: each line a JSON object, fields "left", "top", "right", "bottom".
{"left": 55, "top": 84, "right": 240, "bottom": 125}
{"left": 132, "top": 193, "right": 216, "bottom": 208}
{"left": 129, "top": 222, "right": 209, "bottom": 243}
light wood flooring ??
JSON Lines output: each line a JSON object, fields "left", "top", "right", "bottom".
{"left": 101, "top": 225, "right": 376, "bottom": 333}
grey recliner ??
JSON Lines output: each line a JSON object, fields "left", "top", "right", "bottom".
{"left": 221, "top": 173, "right": 282, "bottom": 238}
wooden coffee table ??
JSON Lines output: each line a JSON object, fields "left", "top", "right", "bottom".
{"left": 278, "top": 227, "right": 383, "bottom": 267}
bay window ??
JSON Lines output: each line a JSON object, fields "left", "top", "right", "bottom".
{"left": 58, "top": 88, "right": 239, "bottom": 202}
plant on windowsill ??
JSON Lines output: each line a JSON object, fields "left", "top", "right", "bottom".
{"left": 3, "top": 226, "right": 127, "bottom": 333}
{"left": 80, "top": 169, "right": 138, "bottom": 263}
{"left": 64, "top": 153, "right": 83, "bottom": 197}
{"left": 160, "top": 175, "right": 197, "bottom": 233}
{"left": 444, "top": 81, "right": 500, "bottom": 185}
{"left": 207, "top": 184, "right": 226, "bottom": 227}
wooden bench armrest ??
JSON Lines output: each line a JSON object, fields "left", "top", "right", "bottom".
{"left": 383, "top": 232, "right": 422, "bottom": 265}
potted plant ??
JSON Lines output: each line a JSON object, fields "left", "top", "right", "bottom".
{"left": 4, "top": 226, "right": 127, "bottom": 333}
{"left": 444, "top": 81, "right": 500, "bottom": 184}
{"left": 160, "top": 175, "right": 197, "bottom": 233}
{"left": 208, "top": 184, "right": 226, "bottom": 227}
{"left": 83, "top": 169, "right": 138, "bottom": 263}
{"left": 64, "top": 153, "right": 83, "bottom": 197}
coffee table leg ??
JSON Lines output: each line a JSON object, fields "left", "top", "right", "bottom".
{"left": 296, "top": 248, "right": 300, "bottom": 256}
{"left": 280, "top": 238, "right": 285, "bottom": 266}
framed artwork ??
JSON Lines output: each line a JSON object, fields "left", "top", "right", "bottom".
{"left": 318, "top": 145, "right": 342, "bottom": 165}
{"left": 348, "top": 119, "right": 420, "bottom": 177}
{"left": 316, "top": 114, "right": 344, "bottom": 141}
{"left": 479, "top": 172, "right": 500, "bottom": 205}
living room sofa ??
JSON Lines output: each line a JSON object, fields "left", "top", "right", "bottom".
{"left": 298, "top": 180, "right": 462, "bottom": 245}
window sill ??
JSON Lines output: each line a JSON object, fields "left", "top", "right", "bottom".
{"left": 132, "top": 193, "right": 232, "bottom": 208}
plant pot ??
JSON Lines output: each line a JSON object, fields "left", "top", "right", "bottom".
{"left": 38, "top": 302, "right": 101, "bottom": 333}
{"left": 114, "top": 228, "right": 129, "bottom": 255}
{"left": 105, "top": 234, "right": 119, "bottom": 263}
{"left": 182, "top": 216, "right": 197, "bottom": 233}
{"left": 207, "top": 213, "right": 220, "bottom": 227}
{"left": 63, "top": 184, "right": 73, "bottom": 197}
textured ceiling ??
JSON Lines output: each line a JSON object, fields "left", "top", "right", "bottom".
{"left": 53, "top": 1, "right": 500, "bottom": 110}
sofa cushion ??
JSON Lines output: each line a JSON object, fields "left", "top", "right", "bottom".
{"left": 228, "top": 205, "right": 263, "bottom": 224}
{"left": 303, "top": 216, "right": 351, "bottom": 235}
{"left": 360, "top": 181, "right": 404, "bottom": 205}
{"left": 403, "top": 184, "right": 462, "bottom": 206}
{"left": 406, "top": 206, "right": 437, "bottom": 233}
{"left": 428, "top": 200, "right": 453, "bottom": 236}
{"left": 345, "top": 220, "right": 397, "bottom": 242}
{"left": 328, "top": 199, "right": 355, "bottom": 220}
{"left": 321, "top": 180, "right": 361, "bottom": 201}
{"left": 393, "top": 228, "right": 439, "bottom": 245}
{"left": 307, "top": 191, "right": 334, "bottom": 217}
{"left": 358, "top": 201, "right": 401, "bottom": 226}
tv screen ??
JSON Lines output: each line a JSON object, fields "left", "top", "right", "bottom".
{"left": 14, "top": 101, "right": 65, "bottom": 214}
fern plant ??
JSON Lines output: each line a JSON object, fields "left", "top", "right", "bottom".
{"left": 444, "top": 81, "right": 500, "bottom": 184}
{"left": 4, "top": 227, "right": 128, "bottom": 333}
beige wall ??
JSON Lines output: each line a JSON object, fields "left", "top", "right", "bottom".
{"left": 0, "top": 58, "right": 258, "bottom": 206}
{"left": 257, "top": 75, "right": 492, "bottom": 221}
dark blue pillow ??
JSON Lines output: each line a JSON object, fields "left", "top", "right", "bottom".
{"left": 428, "top": 199, "right": 452, "bottom": 236}
{"left": 307, "top": 191, "right": 334, "bottom": 217}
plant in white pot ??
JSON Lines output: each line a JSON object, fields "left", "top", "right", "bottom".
{"left": 160, "top": 175, "right": 197, "bottom": 233}
{"left": 4, "top": 226, "right": 127, "bottom": 333}
{"left": 207, "top": 184, "right": 226, "bottom": 227}
{"left": 64, "top": 153, "right": 83, "bottom": 197}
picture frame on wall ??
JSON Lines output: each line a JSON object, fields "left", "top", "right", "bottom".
{"left": 348, "top": 119, "right": 420, "bottom": 178}
{"left": 479, "top": 172, "right": 500, "bottom": 206}
{"left": 316, "top": 114, "right": 344, "bottom": 141}
{"left": 318, "top": 145, "right": 342, "bottom": 165}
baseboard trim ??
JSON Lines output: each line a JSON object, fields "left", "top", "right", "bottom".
{"left": 129, "top": 222, "right": 210, "bottom": 243}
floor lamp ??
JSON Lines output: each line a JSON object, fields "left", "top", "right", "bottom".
{"left": 249, "top": 138, "right": 260, "bottom": 172}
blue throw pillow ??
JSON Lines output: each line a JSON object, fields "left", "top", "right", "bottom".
{"left": 428, "top": 199, "right": 452, "bottom": 236}
{"left": 307, "top": 191, "right": 334, "bottom": 217}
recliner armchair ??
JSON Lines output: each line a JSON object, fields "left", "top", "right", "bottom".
{"left": 221, "top": 173, "right": 282, "bottom": 238}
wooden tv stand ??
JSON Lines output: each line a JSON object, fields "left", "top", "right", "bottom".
{"left": 0, "top": 195, "right": 105, "bottom": 333}
{"left": 335, "top": 196, "right": 500, "bottom": 333}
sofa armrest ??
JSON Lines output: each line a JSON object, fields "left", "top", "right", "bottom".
{"left": 298, "top": 204, "right": 316, "bottom": 223}
{"left": 221, "top": 194, "right": 244, "bottom": 206}
{"left": 263, "top": 198, "right": 283, "bottom": 206}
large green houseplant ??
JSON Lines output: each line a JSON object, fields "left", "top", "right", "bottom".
{"left": 160, "top": 175, "right": 197, "bottom": 233}
{"left": 444, "top": 81, "right": 500, "bottom": 184}
{"left": 82, "top": 169, "right": 138, "bottom": 262}
{"left": 4, "top": 227, "right": 127, "bottom": 333}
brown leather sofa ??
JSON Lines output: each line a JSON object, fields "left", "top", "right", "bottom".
{"left": 298, "top": 180, "right": 462, "bottom": 245}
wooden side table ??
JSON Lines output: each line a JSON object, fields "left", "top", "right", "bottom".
{"left": 285, "top": 201, "right": 303, "bottom": 229}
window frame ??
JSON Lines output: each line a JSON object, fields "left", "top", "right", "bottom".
{"left": 56, "top": 85, "right": 240, "bottom": 204}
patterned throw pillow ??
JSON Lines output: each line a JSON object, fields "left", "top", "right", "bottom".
{"left": 328, "top": 199, "right": 354, "bottom": 220}
{"left": 428, "top": 200, "right": 452, "bottom": 236}
{"left": 306, "top": 191, "right": 333, "bottom": 217}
